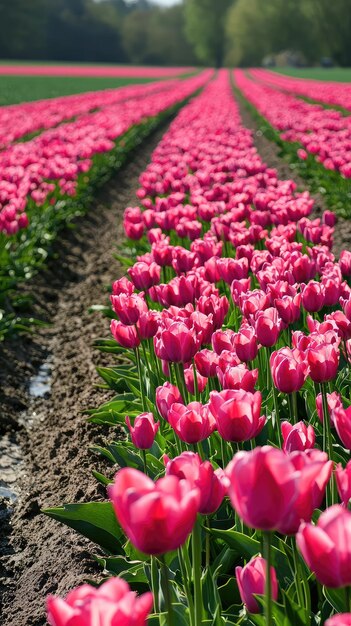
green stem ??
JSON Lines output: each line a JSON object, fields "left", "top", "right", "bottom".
{"left": 321, "top": 382, "right": 335, "bottom": 506}
{"left": 205, "top": 517, "right": 211, "bottom": 569}
{"left": 160, "top": 554, "right": 175, "bottom": 626}
{"left": 192, "top": 359, "right": 200, "bottom": 401}
{"left": 292, "top": 391, "right": 298, "bottom": 425}
{"left": 151, "top": 556, "right": 160, "bottom": 616}
{"left": 192, "top": 517, "right": 203, "bottom": 626}
{"left": 263, "top": 531, "right": 273, "bottom": 626}
{"left": 135, "top": 346, "right": 147, "bottom": 411}
{"left": 345, "top": 586, "right": 351, "bottom": 613}
{"left": 272, "top": 383, "right": 282, "bottom": 448}
{"left": 177, "top": 547, "right": 194, "bottom": 626}
{"left": 141, "top": 449, "right": 148, "bottom": 475}
{"left": 291, "top": 537, "right": 304, "bottom": 608}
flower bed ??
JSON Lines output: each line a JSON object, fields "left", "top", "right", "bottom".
{"left": 0, "top": 71, "right": 211, "bottom": 339}
{"left": 44, "top": 69, "right": 351, "bottom": 625}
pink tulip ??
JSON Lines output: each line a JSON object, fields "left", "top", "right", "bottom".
{"left": 208, "top": 389, "right": 265, "bottom": 443}
{"left": 47, "top": 577, "right": 153, "bottom": 626}
{"left": 156, "top": 382, "right": 183, "bottom": 421}
{"left": 126, "top": 413, "right": 159, "bottom": 450}
{"left": 270, "top": 347, "right": 308, "bottom": 393}
{"left": 184, "top": 366, "right": 208, "bottom": 395}
{"left": 326, "top": 616, "right": 351, "bottom": 626}
{"left": 168, "top": 402, "right": 215, "bottom": 444}
{"left": 236, "top": 556, "right": 278, "bottom": 614}
{"left": 336, "top": 461, "right": 351, "bottom": 507}
{"left": 316, "top": 391, "right": 341, "bottom": 426}
{"left": 333, "top": 405, "right": 351, "bottom": 449}
{"left": 128, "top": 261, "right": 161, "bottom": 291}
{"left": 110, "top": 320, "right": 140, "bottom": 349}
{"left": 307, "top": 342, "right": 340, "bottom": 383}
{"left": 297, "top": 505, "right": 351, "bottom": 587}
{"left": 281, "top": 421, "right": 315, "bottom": 453}
{"left": 226, "top": 446, "right": 297, "bottom": 530}
{"left": 275, "top": 293, "right": 301, "bottom": 325}
{"left": 165, "top": 451, "right": 226, "bottom": 514}
{"left": 154, "top": 321, "right": 199, "bottom": 363}
{"left": 232, "top": 325, "right": 258, "bottom": 363}
{"left": 109, "top": 468, "right": 200, "bottom": 555}
{"left": 278, "top": 450, "right": 332, "bottom": 535}
{"left": 301, "top": 281, "right": 325, "bottom": 313}
{"left": 254, "top": 307, "right": 281, "bottom": 347}
{"left": 194, "top": 349, "right": 219, "bottom": 377}
{"left": 217, "top": 363, "right": 258, "bottom": 392}
{"left": 110, "top": 293, "right": 148, "bottom": 326}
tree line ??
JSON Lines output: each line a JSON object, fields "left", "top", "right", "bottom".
{"left": 0, "top": 0, "right": 351, "bottom": 68}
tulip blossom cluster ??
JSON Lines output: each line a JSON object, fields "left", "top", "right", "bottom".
{"left": 235, "top": 69, "right": 351, "bottom": 178}
{"left": 251, "top": 68, "right": 351, "bottom": 113}
{"left": 0, "top": 71, "right": 210, "bottom": 235}
{"left": 47, "top": 70, "right": 351, "bottom": 626}
{"left": 0, "top": 78, "right": 183, "bottom": 151}
{"left": 0, "top": 63, "right": 194, "bottom": 79}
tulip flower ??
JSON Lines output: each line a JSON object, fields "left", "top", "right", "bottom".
{"left": 278, "top": 450, "right": 332, "bottom": 535}
{"left": 297, "top": 505, "right": 351, "bottom": 587}
{"left": 208, "top": 389, "right": 265, "bottom": 443}
{"left": 128, "top": 261, "right": 161, "bottom": 291}
{"left": 168, "top": 401, "right": 215, "bottom": 444}
{"left": 226, "top": 446, "right": 297, "bottom": 530}
{"left": 254, "top": 307, "right": 281, "bottom": 347}
{"left": 154, "top": 320, "right": 200, "bottom": 363}
{"left": 110, "top": 293, "right": 148, "bottom": 326}
{"left": 110, "top": 320, "right": 140, "bottom": 349}
{"left": 155, "top": 382, "right": 183, "bottom": 421}
{"left": 333, "top": 405, "right": 351, "bottom": 449}
{"left": 307, "top": 342, "right": 340, "bottom": 383}
{"left": 281, "top": 421, "right": 315, "bottom": 453}
{"left": 336, "top": 461, "right": 351, "bottom": 507}
{"left": 165, "top": 452, "right": 227, "bottom": 514}
{"left": 184, "top": 366, "right": 208, "bottom": 395}
{"left": 125, "top": 412, "right": 159, "bottom": 450}
{"left": 47, "top": 577, "right": 153, "bottom": 626}
{"left": 326, "top": 615, "right": 351, "bottom": 626}
{"left": 109, "top": 468, "right": 200, "bottom": 555}
{"left": 194, "top": 349, "right": 219, "bottom": 377}
{"left": 316, "top": 391, "right": 341, "bottom": 426}
{"left": 301, "top": 281, "right": 325, "bottom": 313}
{"left": 270, "top": 347, "right": 308, "bottom": 393}
{"left": 236, "top": 556, "right": 278, "bottom": 614}
{"left": 275, "top": 293, "right": 301, "bottom": 325}
{"left": 217, "top": 363, "right": 258, "bottom": 392}
{"left": 232, "top": 325, "right": 258, "bottom": 363}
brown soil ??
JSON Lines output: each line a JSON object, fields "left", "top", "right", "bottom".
{"left": 1, "top": 97, "right": 351, "bottom": 626}
{"left": 0, "top": 125, "right": 168, "bottom": 626}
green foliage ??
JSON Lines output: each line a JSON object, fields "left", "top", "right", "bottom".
{"left": 184, "top": 0, "right": 232, "bottom": 67}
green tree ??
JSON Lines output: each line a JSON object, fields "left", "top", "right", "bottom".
{"left": 184, "top": 0, "right": 233, "bottom": 67}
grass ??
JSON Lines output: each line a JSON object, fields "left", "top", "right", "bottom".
{"left": 270, "top": 67, "right": 351, "bottom": 82}
{"left": 0, "top": 75, "right": 156, "bottom": 106}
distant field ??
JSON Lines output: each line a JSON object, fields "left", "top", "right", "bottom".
{"left": 272, "top": 67, "right": 351, "bottom": 82}
{"left": 0, "top": 75, "right": 155, "bottom": 106}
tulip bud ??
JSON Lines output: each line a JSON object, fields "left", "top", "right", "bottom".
{"left": 110, "top": 320, "right": 140, "bottom": 349}
{"left": 168, "top": 402, "right": 215, "bottom": 444}
{"left": 336, "top": 461, "right": 351, "bottom": 507}
{"left": 236, "top": 556, "right": 278, "bottom": 614}
{"left": 270, "top": 347, "right": 308, "bottom": 393}
{"left": 126, "top": 413, "right": 159, "bottom": 450}
{"left": 326, "top": 615, "right": 351, "bottom": 626}
{"left": 155, "top": 382, "right": 183, "bottom": 421}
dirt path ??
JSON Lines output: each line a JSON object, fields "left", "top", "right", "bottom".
{"left": 0, "top": 125, "right": 168, "bottom": 626}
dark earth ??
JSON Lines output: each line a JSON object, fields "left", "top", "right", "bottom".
{"left": 1, "top": 102, "right": 351, "bottom": 626}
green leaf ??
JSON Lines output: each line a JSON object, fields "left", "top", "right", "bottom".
{"left": 98, "top": 555, "right": 149, "bottom": 584}
{"left": 42, "top": 502, "right": 122, "bottom": 554}
{"left": 323, "top": 586, "right": 346, "bottom": 613}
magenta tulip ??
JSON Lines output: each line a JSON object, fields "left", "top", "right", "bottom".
{"left": 270, "top": 347, "right": 308, "bottom": 393}
{"left": 236, "top": 556, "right": 278, "bottom": 614}
{"left": 281, "top": 421, "right": 315, "bottom": 453}
{"left": 226, "top": 446, "right": 297, "bottom": 530}
{"left": 168, "top": 401, "right": 215, "bottom": 444}
{"left": 109, "top": 468, "right": 200, "bottom": 555}
{"left": 336, "top": 460, "right": 351, "bottom": 507}
{"left": 297, "top": 505, "right": 351, "bottom": 587}
{"left": 126, "top": 412, "right": 159, "bottom": 450}
{"left": 208, "top": 389, "right": 265, "bottom": 443}
{"left": 47, "top": 577, "right": 153, "bottom": 626}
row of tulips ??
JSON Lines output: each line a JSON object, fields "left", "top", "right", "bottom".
{"left": 249, "top": 69, "right": 351, "bottom": 113}
{"left": 0, "top": 71, "right": 209, "bottom": 236}
{"left": 45, "top": 69, "right": 351, "bottom": 626}
{"left": 234, "top": 69, "right": 351, "bottom": 179}
{"left": 0, "top": 78, "right": 183, "bottom": 152}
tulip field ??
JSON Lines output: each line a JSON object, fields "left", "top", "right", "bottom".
{"left": 4, "top": 67, "right": 351, "bottom": 626}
